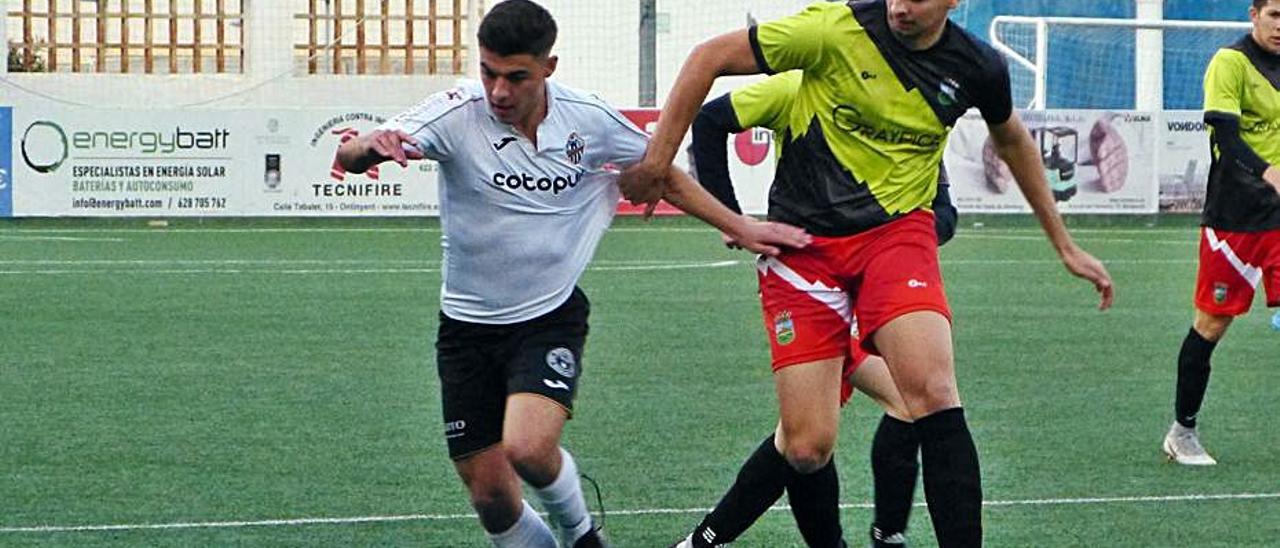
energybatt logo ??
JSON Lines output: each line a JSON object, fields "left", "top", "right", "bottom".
{"left": 20, "top": 120, "right": 231, "bottom": 174}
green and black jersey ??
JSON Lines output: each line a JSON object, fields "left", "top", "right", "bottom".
{"left": 1202, "top": 35, "right": 1280, "bottom": 232}
{"left": 748, "top": 0, "right": 1011, "bottom": 236}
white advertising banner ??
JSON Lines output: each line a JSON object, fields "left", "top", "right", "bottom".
{"left": 944, "top": 110, "right": 1159, "bottom": 214}
{"left": 1159, "top": 111, "right": 1211, "bottom": 213}
{"left": 9, "top": 104, "right": 1180, "bottom": 218}
{"left": 12, "top": 108, "right": 248, "bottom": 216}
{"left": 6, "top": 105, "right": 779, "bottom": 217}
{"left": 245, "top": 110, "right": 439, "bottom": 216}
{"left": 7, "top": 106, "right": 440, "bottom": 217}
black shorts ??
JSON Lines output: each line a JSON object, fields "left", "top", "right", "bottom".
{"left": 436, "top": 287, "right": 590, "bottom": 460}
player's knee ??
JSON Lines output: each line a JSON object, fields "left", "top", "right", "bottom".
{"left": 502, "top": 438, "right": 557, "bottom": 477}
{"left": 782, "top": 439, "right": 836, "bottom": 474}
{"left": 903, "top": 377, "right": 960, "bottom": 416}
{"left": 1193, "top": 313, "right": 1232, "bottom": 341}
{"left": 466, "top": 478, "right": 520, "bottom": 521}
{"left": 879, "top": 398, "right": 913, "bottom": 423}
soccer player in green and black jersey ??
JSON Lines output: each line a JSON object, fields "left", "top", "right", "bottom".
{"left": 1162, "top": 0, "right": 1280, "bottom": 467}
{"left": 624, "top": 1, "right": 1115, "bottom": 546}
{"left": 689, "top": 70, "right": 958, "bottom": 547}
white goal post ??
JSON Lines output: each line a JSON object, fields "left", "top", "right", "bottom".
{"left": 990, "top": 15, "right": 1252, "bottom": 110}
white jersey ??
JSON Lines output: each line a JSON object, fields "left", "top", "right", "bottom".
{"left": 381, "top": 80, "right": 649, "bottom": 324}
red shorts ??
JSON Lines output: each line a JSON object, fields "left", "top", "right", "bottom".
{"left": 1195, "top": 226, "right": 1280, "bottom": 316}
{"left": 758, "top": 210, "right": 951, "bottom": 375}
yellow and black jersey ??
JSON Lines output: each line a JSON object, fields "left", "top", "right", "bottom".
{"left": 748, "top": 0, "right": 1011, "bottom": 236}
{"left": 1203, "top": 35, "right": 1280, "bottom": 232}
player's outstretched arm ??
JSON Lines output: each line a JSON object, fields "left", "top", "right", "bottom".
{"left": 660, "top": 166, "right": 810, "bottom": 256}
{"left": 989, "top": 113, "right": 1115, "bottom": 310}
{"left": 620, "top": 30, "right": 761, "bottom": 214}
{"left": 337, "top": 129, "right": 425, "bottom": 174}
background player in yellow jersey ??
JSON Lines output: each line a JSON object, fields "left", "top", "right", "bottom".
{"left": 1162, "top": 0, "right": 1280, "bottom": 466}
{"left": 625, "top": 1, "right": 1115, "bottom": 546}
{"left": 688, "top": 70, "right": 957, "bottom": 547}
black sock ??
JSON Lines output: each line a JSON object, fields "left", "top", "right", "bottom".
{"left": 871, "top": 414, "right": 919, "bottom": 541}
{"left": 916, "top": 407, "right": 982, "bottom": 548}
{"left": 787, "top": 457, "right": 844, "bottom": 548}
{"left": 1175, "top": 327, "right": 1217, "bottom": 428}
{"left": 690, "top": 434, "right": 789, "bottom": 547}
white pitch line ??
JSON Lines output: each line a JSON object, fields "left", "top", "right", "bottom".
{"left": 0, "top": 258, "right": 1199, "bottom": 275}
{"left": 3, "top": 492, "right": 1277, "bottom": 534}
{"left": 942, "top": 259, "right": 1194, "bottom": 265}
{"left": 956, "top": 234, "right": 1195, "bottom": 246}
{"left": 0, "top": 259, "right": 722, "bottom": 266}
{"left": 2, "top": 227, "right": 442, "bottom": 234}
{"left": 0, "top": 261, "right": 742, "bottom": 276}
{"left": 0, "top": 235, "right": 128, "bottom": 242}
{"left": 0, "top": 259, "right": 435, "bottom": 266}
{"left": 0, "top": 226, "right": 720, "bottom": 235}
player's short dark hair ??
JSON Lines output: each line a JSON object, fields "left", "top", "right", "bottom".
{"left": 1256, "top": 0, "right": 1272, "bottom": 9}
{"left": 477, "top": 0, "right": 558, "bottom": 58}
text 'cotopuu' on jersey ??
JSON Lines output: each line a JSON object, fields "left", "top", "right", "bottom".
{"left": 381, "top": 80, "right": 649, "bottom": 324}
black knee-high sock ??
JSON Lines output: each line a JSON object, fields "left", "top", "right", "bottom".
{"left": 871, "top": 414, "right": 919, "bottom": 540}
{"left": 1175, "top": 327, "right": 1217, "bottom": 428}
{"left": 691, "top": 435, "right": 789, "bottom": 547}
{"left": 787, "top": 457, "right": 844, "bottom": 548}
{"left": 916, "top": 407, "right": 982, "bottom": 548}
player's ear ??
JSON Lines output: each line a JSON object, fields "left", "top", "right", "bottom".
{"left": 543, "top": 55, "right": 558, "bottom": 77}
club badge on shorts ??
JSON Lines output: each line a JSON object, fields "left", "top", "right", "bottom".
{"left": 546, "top": 347, "right": 577, "bottom": 378}
{"left": 1213, "top": 283, "right": 1228, "bottom": 304}
{"left": 775, "top": 310, "right": 795, "bottom": 346}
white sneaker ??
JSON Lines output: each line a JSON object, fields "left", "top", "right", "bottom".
{"left": 1162, "top": 423, "right": 1217, "bottom": 466}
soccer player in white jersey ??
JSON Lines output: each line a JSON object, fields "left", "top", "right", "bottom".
{"left": 337, "top": 1, "right": 810, "bottom": 546}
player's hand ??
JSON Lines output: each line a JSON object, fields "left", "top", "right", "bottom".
{"left": 367, "top": 130, "right": 425, "bottom": 167}
{"left": 619, "top": 160, "right": 670, "bottom": 219}
{"left": 721, "top": 231, "right": 742, "bottom": 250}
{"left": 727, "top": 219, "right": 812, "bottom": 257}
{"left": 1059, "top": 245, "right": 1114, "bottom": 310}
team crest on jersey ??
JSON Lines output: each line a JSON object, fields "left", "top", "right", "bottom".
{"left": 775, "top": 311, "right": 795, "bottom": 346}
{"left": 1213, "top": 283, "right": 1229, "bottom": 304}
{"left": 546, "top": 347, "right": 577, "bottom": 378}
{"left": 565, "top": 132, "right": 586, "bottom": 165}
{"left": 938, "top": 78, "right": 960, "bottom": 106}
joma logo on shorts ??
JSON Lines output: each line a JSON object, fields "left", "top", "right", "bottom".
{"left": 444, "top": 420, "right": 467, "bottom": 433}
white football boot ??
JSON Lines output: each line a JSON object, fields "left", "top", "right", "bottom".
{"left": 1162, "top": 422, "right": 1217, "bottom": 466}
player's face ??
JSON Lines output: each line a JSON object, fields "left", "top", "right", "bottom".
{"left": 886, "top": 0, "right": 958, "bottom": 39}
{"left": 479, "top": 48, "right": 558, "bottom": 125}
{"left": 1251, "top": 1, "right": 1280, "bottom": 55}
